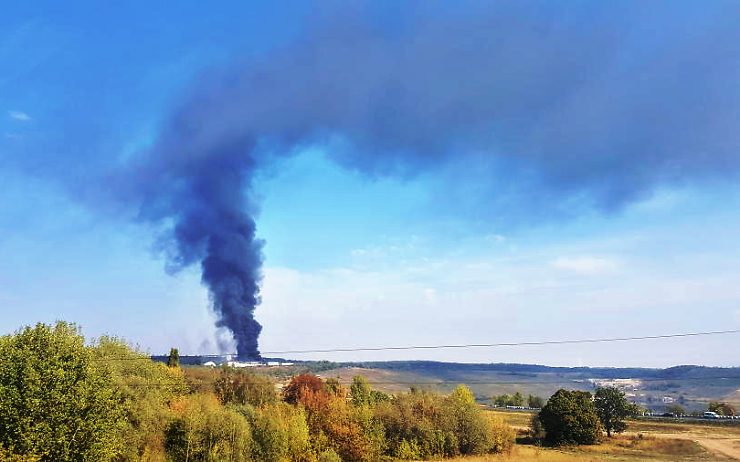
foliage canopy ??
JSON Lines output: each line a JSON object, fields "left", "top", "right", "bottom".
{"left": 0, "top": 322, "right": 125, "bottom": 461}
{"left": 539, "top": 389, "right": 601, "bottom": 446}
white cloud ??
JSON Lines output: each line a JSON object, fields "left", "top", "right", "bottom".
{"left": 8, "top": 111, "right": 31, "bottom": 122}
{"left": 550, "top": 256, "right": 618, "bottom": 275}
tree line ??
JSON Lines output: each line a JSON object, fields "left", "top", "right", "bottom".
{"left": 491, "top": 392, "right": 545, "bottom": 408}
{"left": 0, "top": 322, "right": 515, "bottom": 461}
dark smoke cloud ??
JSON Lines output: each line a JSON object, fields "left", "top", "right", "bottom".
{"left": 123, "top": 1, "right": 740, "bottom": 356}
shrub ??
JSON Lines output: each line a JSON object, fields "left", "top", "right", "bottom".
{"left": 375, "top": 389, "right": 453, "bottom": 459}
{"left": 395, "top": 439, "right": 420, "bottom": 460}
{"left": 529, "top": 413, "right": 546, "bottom": 440}
{"left": 485, "top": 414, "right": 515, "bottom": 454}
{"left": 377, "top": 385, "right": 514, "bottom": 459}
{"left": 539, "top": 389, "right": 601, "bottom": 446}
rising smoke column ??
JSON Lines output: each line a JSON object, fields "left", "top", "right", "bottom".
{"left": 135, "top": 127, "right": 265, "bottom": 358}
{"left": 130, "top": 2, "right": 740, "bottom": 358}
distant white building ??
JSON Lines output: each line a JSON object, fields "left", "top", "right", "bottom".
{"left": 227, "top": 360, "right": 261, "bottom": 368}
{"left": 588, "top": 378, "right": 641, "bottom": 390}
{"left": 203, "top": 361, "right": 217, "bottom": 368}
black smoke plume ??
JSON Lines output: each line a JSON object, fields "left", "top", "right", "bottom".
{"left": 123, "top": 2, "right": 740, "bottom": 357}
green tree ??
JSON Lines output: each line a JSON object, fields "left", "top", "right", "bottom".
{"left": 324, "top": 377, "right": 346, "bottom": 397}
{"left": 376, "top": 386, "right": 513, "bottom": 459}
{"left": 529, "top": 414, "right": 545, "bottom": 440}
{"left": 283, "top": 374, "right": 326, "bottom": 405}
{"left": 167, "top": 347, "right": 180, "bottom": 368}
{"left": 214, "top": 368, "right": 277, "bottom": 407}
{"left": 492, "top": 394, "right": 512, "bottom": 407}
{"left": 350, "top": 375, "right": 373, "bottom": 407}
{"left": 165, "top": 394, "right": 252, "bottom": 462}
{"left": 527, "top": 394, "right": 545, "bottom": 409}
{"left": 317, "top": 449, "right": 342, "bottom": 462}
{"left": 492, "top": 392, "right": 526, "bottom": 407}
{"left": 708, "top": 401, "right": 736, "bottom": 416}
{"left": 539, "top": 389, "right": 601, "bottom": 446}
{"left": 376, "top": 390, "right": 453, "bottom": 459}
{"left": 594, "top": 387, "right": 636, "bottom": 437}
{"left": 447, "top": 385, "right": 497, "bottom": 455}
{"left": 93, "top": 336, "right": 187, "bottom": 461}
{"left": 243, "top": 402, "right": 310, "bottom": 462}
{"left": 0, "top": 322, "right": 125, "bottom": 461}
{"left": 666, "top": 404, "right": 686, "bottom": 416}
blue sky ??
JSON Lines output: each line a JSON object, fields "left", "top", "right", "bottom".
{"left": 1, "top": 2, "right": 739, "bottom": 366}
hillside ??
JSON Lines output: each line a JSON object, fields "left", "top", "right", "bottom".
{"left": 320, "top": 361, "right": 740, "bottom": 412}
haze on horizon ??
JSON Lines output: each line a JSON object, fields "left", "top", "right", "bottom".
{"left": 1, "top": 1, "right": 739, "bottom": 368}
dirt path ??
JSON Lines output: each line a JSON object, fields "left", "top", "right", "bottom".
{"left": 628, "top": 431, "right": 740, "bottom": 460}
{"left": 511, "top": 419, "right": 740, "bottom": 459}
{"left": 690, "top": 437, "right": 739, "bottom": 460}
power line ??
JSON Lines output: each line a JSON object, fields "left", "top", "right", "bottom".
{"left": 92, "top": 328, "right": 740, "bottom": 360}
{"left": 237, "top": 328, "right": 740, "bottom": 356}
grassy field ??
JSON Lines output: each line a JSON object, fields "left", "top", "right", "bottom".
{"left": 489, "top": 409, "right": 740, "bottom": 434}
{"left": 483, "top": 409, "right": 740, "bottom": 461}
{"left": 423, "top": 437, "right": 710, "bottom": 461}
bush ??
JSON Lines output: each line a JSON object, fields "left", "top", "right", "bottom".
{"left": 529, "top": 413, "right": 546, "bottom": 440}
{"left": 539, "top": 389, "right": 601, "bottom": 446}
{"left": 376, "top": 390, "right": 453, "bottom": 459}
{"left": 485, "top": 414, "right": 515, "bottom": 454}
{"left": 376, "top": 385, "right": 514, "bottom": 459}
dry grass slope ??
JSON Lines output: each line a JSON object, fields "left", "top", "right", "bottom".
{"left": 422, "top": 437, "right": 710, "bottom": 461}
